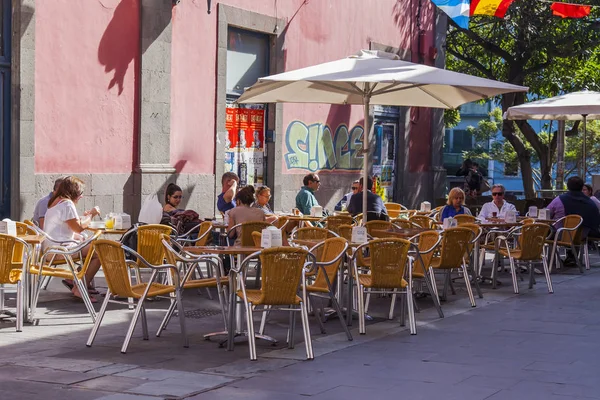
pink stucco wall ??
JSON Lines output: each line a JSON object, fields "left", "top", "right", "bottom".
{"left": 35, "top": 0, "right": 139, "bottom": 173}
{"left": 171, "top": 0, "right": 436, "bottom": 175}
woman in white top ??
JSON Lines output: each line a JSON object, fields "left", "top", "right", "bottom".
{"left": 44, "top": 176, "right": 101, "bottom": 301}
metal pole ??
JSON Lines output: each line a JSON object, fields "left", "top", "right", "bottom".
{"left": 583, "top": 114, "right": 588, "bottom": 180}
{"left": 362, "top": 91, "right": 371, "bottom": 226}
{"left": 556, "top": 120, "right": 565, "bottom": 190}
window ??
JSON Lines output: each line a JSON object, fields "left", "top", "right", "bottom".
{"left": 226, "top": 28, "right": 269, "bottom": 98}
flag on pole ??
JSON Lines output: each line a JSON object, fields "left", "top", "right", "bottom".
{"left": 551, "top": 2, "right": 591, "bottom": 18}
{"left": 431, "top": 0, "right": 471, "bottom": 29}
{"left": 470, "top": 0, "right": 516, "bottom": 17}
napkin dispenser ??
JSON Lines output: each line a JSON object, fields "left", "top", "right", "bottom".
{"left": 505, "top": 210, "right": 517, "bottom": 223}
{"left": 538, "top": 208, "right": 550, "bottom": 220}
{"left": 528, "top": 206, "right": 538, "bottom": 218}
{"left": 420, "top": 201, "right": 431, "bottom": 212}
{"left": 310, "top": 206, "right": 323, "bottom": 218}
{"left": 114, "top": 214, "right": 132, "bottom": 230}
{"left": 442, "top": 217, "right": 457, "bottom": 229}
{"left": 0, "top": 219, "right": 17, "bottom": 236}
{"left": 261, "top": 226, "right": 282, "bottom": 248}
{"left": 351, "top": 226, "right": 368, "bottom": 244}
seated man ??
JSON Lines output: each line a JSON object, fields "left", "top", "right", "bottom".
{"left": 217, "top": 172, "right": 239, "bottom": 215}
{"left": 32, "top": 176, "right": 65, "bottom": 229}
{"left": 334, "top": 180, "right": 359, "bottom": 211}
{"left": 547, "top": 176, "right": 600, "bottom": 238}
{"left": 295, "top": 173, "right": 321, "bottom": 215}
{"left": 347, "top": 177, "right": 388, "bottom": 221}
{"left": 478, "top": 184, "right": 517, "bottom": 219}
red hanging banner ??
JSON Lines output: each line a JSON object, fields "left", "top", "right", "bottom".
{"left": 550, "top": 2, "right": 591, "bottom": 18}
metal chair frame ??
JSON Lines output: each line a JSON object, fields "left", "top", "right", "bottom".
{"left": 0, "top": 234, "right": 31, "bottom": 332}
{"left": 547, "top": 215, "right": 583, "bottom": 273}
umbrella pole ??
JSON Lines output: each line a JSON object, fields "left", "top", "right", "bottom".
{"left": 362, "top": 94, "right": 371, "bottom": 226}
{"left": 583, "top": 114, "right": 588, "bottom": 180}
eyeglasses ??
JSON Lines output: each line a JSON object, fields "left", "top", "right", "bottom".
{"left": 312, "top": 180, "right": 321, "bottom": 183}
{"left": 351, "top": 187, "right": 359, "bottom": 191}
{"left": 171, "top": 195, "right": 183, "bottom": 199}
{"left": 260, "top": 194, "right": 271, "bottom": 199}
{"left": 492, "top": 192, "right": 504, "bottom": 196}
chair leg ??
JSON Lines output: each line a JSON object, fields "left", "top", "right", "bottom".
{"left": 156, "top": 298, "right": 177, "bottom": 337}
{"left": 16, "top": 281, "right": 23, "bottom": 332}
{"left": 508, "top": 257, "right": 519, "bottom": 294}
{"left": 462, "top": 265, "right": 476, "bottom": 307}
{"left": 86, "top": 289, "right": 111, "bottom": 347}
{"left": 399, "top": 293, "right": 406, "bottom": 327}
{"left": 300, "top": 302, "right": 314, "bottom": 360}
{"left": 140, "top": 305, "right": 149, "bottom": 341}
{"left": 469, "top": 263, "right": 483, "bottom": 299}
{"left": 245, "top": 302, "right": 257, "bottom": 361}
{"left": 357, "top": 284, "right": 366, "bottom": 335}
{"left": 543, "top": 255, "right": 554, "bottom": 294}
{"left": 176, "top": 288, "right": 189, "bottom": 348}
{"left": 528, "top": 261, "right": 535, "bottom": 289}
{"left": 428, "top": 268, "right": 440, "bottom": 302}
{"left": 364, "top": 289, "right": 371, "bottom": 314}
{"left": 548, "top": 242, "right": 558, "bottom": 273}
{"left": 584, "top": 243, "right": 591, "bottom": 270}
{"left": 329, "top": 292, "right": 352, "bottom": 341}
{"left": 571, "top": 244, "right": 584, "bottom": 273}
{"left": 122, "top": 297, "right": 147, "bottom": 354}
{"left": 388, "top": 289, "right": 398, "bottom": 320}
{"left": 74, "top": 278, "right": 96, "bottom": 322}
{"left": 259, "top": 305, "right": 271, "bottom": 335}
{"left": 308, "top": 295, "right": 326, "bottom": 334}
{"left": 288, "top": 309, "right": 297, "bottom": 349}
{"left": 40, "top": 276, "right": 51, "bottom": 290}
{"left": 406, "top": 288, "right": 416, "bottom": 335}
{"left": 424, "top": 273, "right": 443, "bottom": 318}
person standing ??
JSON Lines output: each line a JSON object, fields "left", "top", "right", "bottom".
{"left": 478, "top": 184, "right": 517, "bottom": 219}
{"left": 295, "top": 173, "right": 321, "bottom": 215}
{"left": 217, "top": 172, "right": 239, "bottom": 215}
{"left": 347, "top": 177, "right": 388, "bottom": 221}
{"left": 32, "top": 177, "right": 65, "bottom": 229}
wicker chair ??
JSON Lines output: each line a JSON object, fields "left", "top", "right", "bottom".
{"left": 546, "top": 215, "right": 583, "bottom": 273}
{"left": 454, "top": 214, "right": 477, "bottom": 225}
{"left": 364, "top": 220, "right": 393, "bottom": 237}
{"left": 324, "top": 215, "right": 354, "bottom": 235}
{"left": 495, "top": 223, "right": 552, "bottom": 293}
{"left": 391, "top": 219, "right": 421, "bottom": 229}
{"left": 384, "top": 202, "right": 406, "bottom": 218}
{"left": 176, "top": 221, "right": 213, "bottom": 246}
{"left": 157, "top": 235, "right": 229, "bottom": 335}
{"left": 352, "top": 238, "right": 415, "bottom": 335}
{"left": 30, "top": 230, "right": 102, "bottom": 321}
{"left": 121, "top": 224, "right": 176, "bottom": 283}
{"left": 228, "top": 221, "right": 272, "bottom": 247}
{"left": 337, "top": 224, "right": 353, "bottom": 241}
{"left": 408, "top": 230, "right": 444, "bottom": 318}
{"left": 86, "top": 240, "right": 186, "bottom": 353}
{"left": 410, "top": 215, "right": 436, "bottom": 229}
{"left": 305, "top": 237, "right": 352, "bottom": 340}
{"left": 458, "top": 223, "right": 484, "bottom": 299}
{"left": 0, "top": 234, "right": 31, "bottom": 331}
{"left": 290, "top": 226, "right": 337, "bottom": 241}
{"left": 429, "top": 227, "right": 476, "bottom": 307}
{"left": 235, "top": 247, "right": 314, "bottom": 360}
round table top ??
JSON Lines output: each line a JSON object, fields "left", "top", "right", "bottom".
{"left": 18, "top": 234, "right": 45, "bottom": 244}
{"left": 281, "top": 215, "right": 324, "bottom": 222}
{"left": 371, "top": 227, "right": 432, "bottom": 238}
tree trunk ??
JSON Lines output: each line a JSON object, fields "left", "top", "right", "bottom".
{"left": 539, "top": 146, "right": 553, "bottom": 190}
{"left": 501, "top": 120, "right": 536, "bottom": 198}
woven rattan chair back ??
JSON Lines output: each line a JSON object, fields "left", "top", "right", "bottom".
{"left": 437, "top": 227, "right": 473, "bottom": 269}
{"left": 251, "top": 231, "right": 262, "bottom": 247}
{"left": 367, "top": 238, "right": 411, "bottom": 288}
{"left": 293, "top": 227, "right": 331, "bottom": 240}
{"left": 194, "top": 221, "right": 213, "bottom": 246}
{"left": 15, "top": 222, "right": 36, "bottom": 236}
{"left": 311, "top": 237, "right": 347, "bottom": 290}
{"left": 258, "top": 247, "right": 308, "bottom": 305}
{"left": 13, "top": 222, "right": 35, "bottom": 264}
{"left": 137, "top": 224, "right": 174, "bottom": 265}
{"left": 559, "top": 215, "right": 583, "bottom": 244}
{"left": 391, "top": 219, "right": 414, "bottom": 229}
{"left": 94, "top": 240, "right": 136, "bottom": 298}
{"left": 413, "top": 231, "right": 440, "bottom": 276}
{"left": 272, "top": 216, "right": 289, "bottom": 230}
{"left": 454, "top": 215, "right": 476, "bottom": 225}
{"left": 459, "top": 223, "right": 482, "bottom": 255}
{"left": 364, "top": 220, "right": 392, "bottom": 237}
{"left": 337, "top": 224, "right": 353, "bottom": 241}
{"left": 325, "top": 215, "right": 354, "bottom": 234}
{"left": 384, "top": 202, "right": 404, "bottom": 218}
{"left": 517, "top": 223, "right": 551, "bottom": 260}
{"left": 521, "top": 218, "right": 535, "bottom": 225}
{"left": 410, "top": 215, "right": 435, "bottom": 229}
{"left": 0, "top": 234, "right": 20, "bottom": 284}
{"left": 239, "top": 221, "right": 272, "bottom": 247}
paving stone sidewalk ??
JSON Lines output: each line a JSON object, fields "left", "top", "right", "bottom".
{"left": 0, "top": 258, "right": 598, "bottom": 399}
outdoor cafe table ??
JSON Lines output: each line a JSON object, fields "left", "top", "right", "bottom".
{"left": 185, "top": 245, "right": 263, "bottom": 351}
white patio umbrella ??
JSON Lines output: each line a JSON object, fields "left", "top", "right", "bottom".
{"left": 237, "top": 50, "right": 528, "bottom": 221}
{"left": 505, "top": 90, "right": 600, "bottom": 179}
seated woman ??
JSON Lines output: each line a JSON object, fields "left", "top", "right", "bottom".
{"left": 228, "top": 186, "right": 266, "bottom": 245}
{"left": 162, "top": 183, "right": 200, "bottom": 235}
{"left": 253, "top": 186, "right": 278, "bottom": 224}
{"left": 440, "top": 187, "right": 472, "bottom": 220}
{"left": 43, "top": 176, "right": 101, "bottom": 301}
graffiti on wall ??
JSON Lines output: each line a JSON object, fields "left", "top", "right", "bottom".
{"left": 284, "top": 121, "right": 364, "bottom": 172}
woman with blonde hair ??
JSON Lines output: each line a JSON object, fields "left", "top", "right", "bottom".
{"left": 44, "top": 176, "right": 101, "bottom": 301}
{"left": 440, "top": 187, "right": 472, "bottom": 220}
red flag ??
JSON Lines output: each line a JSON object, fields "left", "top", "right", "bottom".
{"left": 551, "top": 2, "right": 591, "bottom": 18}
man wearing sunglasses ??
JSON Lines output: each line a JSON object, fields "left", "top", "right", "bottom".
{"left": 479, "top": 184, "right": 517, "bottom": 220}
{"left": 334, "top": 180, "right": 360, "bottom": 211}
{"left": 295, "top": 173, "right": 322, "bottom": 215}
{"left": 347, "top": 176, "right": 388, "bottom": 221}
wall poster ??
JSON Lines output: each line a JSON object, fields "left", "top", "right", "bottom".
{"left": 225, "top": 107, "right": 265, "bottom": 187}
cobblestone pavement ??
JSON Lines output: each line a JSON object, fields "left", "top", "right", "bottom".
{"left": 0, "top": 255, "right": 598, "bottom": 399}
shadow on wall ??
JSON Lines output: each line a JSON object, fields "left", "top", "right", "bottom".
{"left": 19, "top": 0, "right": 34, "bottom": 39}
{"left": 98, "top": 0, "right": 172, "bottom": 95}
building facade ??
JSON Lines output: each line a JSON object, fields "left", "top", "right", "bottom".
{"left": 5, "top": 0, "right": 445, "bottom": 221}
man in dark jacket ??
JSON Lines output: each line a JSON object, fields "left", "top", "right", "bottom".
{"left": 347, "top": 177, "right": 388, "bottom": 221}
{"left": 547, "top": 176, "right": 600, "bottom": 238}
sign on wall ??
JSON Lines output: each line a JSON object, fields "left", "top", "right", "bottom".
{"left": 225, "top": 108, "right": 265, "bottom": 186}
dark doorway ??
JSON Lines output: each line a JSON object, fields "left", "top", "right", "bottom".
{"left": 0, "top": 0, "right": 11, "bottom": 218}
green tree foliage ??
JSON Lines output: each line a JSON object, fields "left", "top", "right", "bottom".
{"left": 445, "top": 2, "right": 600, "bottom": 197}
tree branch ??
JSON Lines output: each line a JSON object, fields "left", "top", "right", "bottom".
{"left": 446, "top": 48, "right": 495, "bottom": 79}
